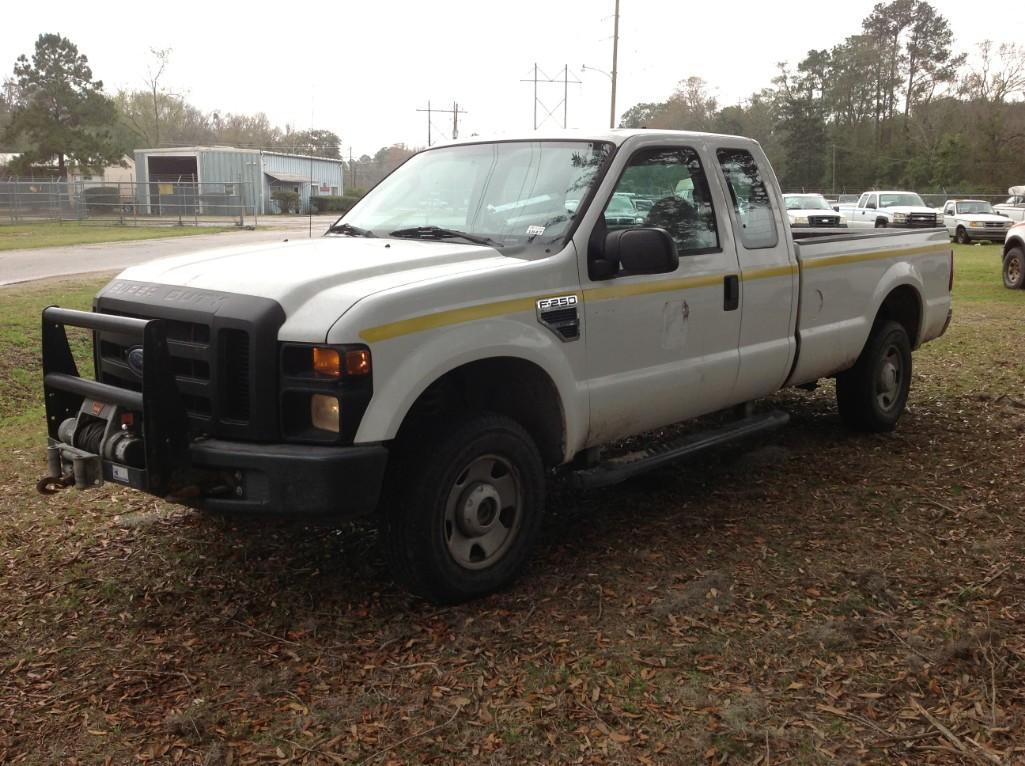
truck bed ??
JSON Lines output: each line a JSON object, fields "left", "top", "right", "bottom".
{"left": 787, "top": 227, "right": 952, "bottom": 385}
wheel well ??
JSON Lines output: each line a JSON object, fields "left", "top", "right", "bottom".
{"left": 876, "top": 285, "right": 922, "bottom": 347}
{"left": 397, "top": 358, "right": 566, "bottom": 467}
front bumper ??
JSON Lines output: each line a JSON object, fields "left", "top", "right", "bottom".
{"left": 963, "top": 228, "right": 1010, "bottom": 240}
{"left": 40, "top": 306, "right": 388, "bottom": 518}
{"left": 189, "top": 439, "right": 388, "bottom": 515}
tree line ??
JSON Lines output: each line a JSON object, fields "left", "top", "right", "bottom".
{"left": 0, "top": 34, "right": 414, "bottom": 186}
{"left": 621, "top": 0, "right": 1025, "bottom": 193}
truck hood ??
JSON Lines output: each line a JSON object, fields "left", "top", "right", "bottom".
{"left": 951, "top": 213, "right": 1011, "bottom": 224}
{"left": 114, "top": 235, "right": 515, "bottom": 340}
{"left": 787, "top": 208, "right": 841, "bottom": 218}
{"left": 884, "top": 206, "right": 936, "bottom": 215}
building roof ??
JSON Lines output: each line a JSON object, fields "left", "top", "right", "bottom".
{"left": 136, "top": 146, "right": 345, "bottom": 163}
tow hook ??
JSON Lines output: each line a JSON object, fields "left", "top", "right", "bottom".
{"left": 36, "top": 474, "right": 74, "bottom": 495}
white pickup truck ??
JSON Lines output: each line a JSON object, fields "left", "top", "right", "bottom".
{"left": 39, "top": 130, "right": 953, "bottom": 602}
{"left": 942, "top": 199, "right": 1014, "bottom": 243}
{"left": 838, "top": 191, "right": 940, "bottom": 229}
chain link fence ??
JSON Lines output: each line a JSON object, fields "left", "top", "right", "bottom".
{"left": 0, "top": 179, "right": 255, "bottom": 227}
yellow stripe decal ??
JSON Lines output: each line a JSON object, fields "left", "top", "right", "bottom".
{"left": 800, "top": 245, "right": 949, "bottom": 270}
{"left": 359, "top": 296, "right": 541, "bottom": 343}
{"left": 358, "top": 246, "right": 949, "bottom": 342}
{"left": 583, "top": 273, "right": 722, "bottom": 301}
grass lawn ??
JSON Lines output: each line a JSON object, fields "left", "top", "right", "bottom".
{"left": 1, "top": 244, "right": 1024, "bottom": 764}
{"left": 0, "top": 221, "right": 238, "bottom": 252}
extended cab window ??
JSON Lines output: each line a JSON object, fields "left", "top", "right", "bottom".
{"left": 716, "top": 148, "right": 778, "bottom": 249}
{"left": 602, "top": 147, "right": 719, "bottom": 255}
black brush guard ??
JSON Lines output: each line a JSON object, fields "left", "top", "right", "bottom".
{"left": 42, "top": 306, "right": 190, "bottom": 494}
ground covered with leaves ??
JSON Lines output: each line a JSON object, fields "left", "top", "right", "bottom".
{"left": 2, "top": 246, "right": 1025, "bottom": 764}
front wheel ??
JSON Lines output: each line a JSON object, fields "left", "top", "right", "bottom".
{"left": 875, "top": 219, "right": 887, "bottom": 229}
{"left": 955, "top": 227, "right": 969, "bottom": 245}
{"left": 1003, "top": 246, "right": 1025, "bottom": 289}
{"left": 836, "top": 320, "right": 912, "bottom": 432}
{"left": 381, "top": 413, "right": 546, "bottom": 603}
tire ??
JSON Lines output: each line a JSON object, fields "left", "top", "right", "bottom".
{"left": 955, "top": 227, "right": 969, "bottom": 245}
{"left": 836, "top": 320, "right": 912, "bottom": 433}
{"left": 381, "top": 413, "right": 546, "bottom": 603}
{"left": 1003, "top": 246, "right": 1025, "bottom": 289}
{"left": 875, "top": 219, "right": 887, "bottom": 229}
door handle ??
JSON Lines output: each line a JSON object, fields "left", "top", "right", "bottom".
{"left": 724, "top": 274, "right": 739, "bottom": 311}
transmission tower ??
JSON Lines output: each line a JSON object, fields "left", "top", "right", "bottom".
{"left": 520, "top": 65, "right": 581, "bottom": 130}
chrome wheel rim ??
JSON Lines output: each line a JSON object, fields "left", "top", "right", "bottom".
{"left": 876, "top": 346, "right": 903, "bottom": 412}
{"left": 444, "top": 454, "right": 522, "bottom": 570}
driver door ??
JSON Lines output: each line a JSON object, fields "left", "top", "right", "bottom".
{"left": 582, "top": 144, "right": 742, "bottom": 445}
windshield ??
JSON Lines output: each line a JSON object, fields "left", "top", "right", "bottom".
{"left": 337, "top": 140, "right": 613, "bottom": 255}
{"left": 784, "top": 195, "right": 831, "bottom": 211}
{"left": 956, "top": 201, "right": 994, "bottom": 215}
{"left": 879, "top": 193, "right": 925, "bottom": 208}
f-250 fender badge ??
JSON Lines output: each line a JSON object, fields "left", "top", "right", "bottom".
{"left": 536, "top": 294, "right": 580, "bottom": 342}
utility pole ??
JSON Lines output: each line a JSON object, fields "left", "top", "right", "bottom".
{"left": 832, "top": 144, "right": 837, "bottom": 197}
{"left": 610, "top": 0, "right": 620, "bottom": 129}
{"left": 520, "top": 65, "right": 580, "bottom": 129}
{"left": 415, "top": 101, "right": 467, "bottom": 146}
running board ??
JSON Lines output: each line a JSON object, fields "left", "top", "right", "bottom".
{"left": 570, "top": 410, "right": 790, "bottom": 489}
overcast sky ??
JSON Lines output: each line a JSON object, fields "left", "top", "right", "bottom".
{"left": 3, "top": 0, "right": 1024, "bottom": 157}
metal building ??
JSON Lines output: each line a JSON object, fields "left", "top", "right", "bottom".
{"left": 133, "top": 146, "right": 346, "bottom": 215}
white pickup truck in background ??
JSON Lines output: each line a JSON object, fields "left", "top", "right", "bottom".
{"left": 942, "top": 199, "right": 1014, "bottom": 243}
{"left": 39, "top": 130, "right": 953, "bottom": 602}
{"left": 782, "top": 193, "right": 847, "bottom": 228}
{"left": 838, "top": 191, "right": 940, "bottom": 229}
{"left": 995, "top": 186, "right": 1025, "bottom": 222}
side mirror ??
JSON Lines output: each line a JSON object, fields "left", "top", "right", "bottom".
{"left": 604, "top": 228, "right": 678, "bottom": 276}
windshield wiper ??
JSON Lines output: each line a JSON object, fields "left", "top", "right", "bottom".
{"left": 388, "top": 226, "right": 495, "bottom": 246}
{"left": 327, "top": 222, "right": 375, "bottom": 237}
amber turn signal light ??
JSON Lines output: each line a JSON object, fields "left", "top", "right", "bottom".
{"left": 312, "top": 347, "right": 341, "bottom": 377}
{"left": 344, "top": 349, "right": 371, "bottom": 376}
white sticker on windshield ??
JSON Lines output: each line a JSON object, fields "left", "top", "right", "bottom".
{"left": 526, "top": 225, "right": 545, "bottom": 237}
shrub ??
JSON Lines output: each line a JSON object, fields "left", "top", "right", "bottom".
{"left": 83, "top": 186, "right": 120, "bottom": 213}
{"left": 271, "top": 189, "right": 299, "bottom": 214}
{"left": 309, "top": 194, "right": 362, "bottom": 214}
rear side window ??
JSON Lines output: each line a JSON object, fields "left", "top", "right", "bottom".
{"left": 716, "top": 148, "right": 778, "bottom": 249}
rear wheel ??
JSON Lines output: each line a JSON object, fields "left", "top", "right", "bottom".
{"left": 1003, "top": 246, "right": 1025, "bottom": 289}
{"left": 955, "top": 226, "right": 969, "bottom": 244}
{"left": 836, "top": 320, "right": 912, "bottom": 432}
{"left": 381, "top": 413, "right": 546, "bottom": 603}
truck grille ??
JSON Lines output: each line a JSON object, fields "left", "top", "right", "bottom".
{"left": 809, "top": 215, "right": 842, "bottom": 226}
{"left": 985, "top": 221, "right": 1008, "bottom": 228}
{"left": 906, "top": 213, "right": 937, "bottom": 227}
{"left": 93, "top": 281, "right": 285, "bottom": 441}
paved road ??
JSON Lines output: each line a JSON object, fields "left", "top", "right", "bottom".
{"left": 0, "top": 217, "right": 336, "bottom": 287}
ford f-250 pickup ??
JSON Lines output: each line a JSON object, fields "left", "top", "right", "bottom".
{"left": 837, "top": 190, "right": 939, "bottom": 229}
{"left": 39, "top": 130, "right": 953, "bottom": 602}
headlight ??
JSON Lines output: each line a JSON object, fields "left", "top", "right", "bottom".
{"left": 970, "top": 221, "right": 983, "bottom": 228}
{"left": 793, "top": 216, "right": 808, "bottom": 225}
{"left": 892, "top": 213, "right": 907, "bottom": 222}
{"left": 839, "top": 215, "right": 848, "bottom": 224}
{"left": 280, "top": 343, "right": 373, "bottom": 443}
{"left": 311, "top": 394, "right": 340, "bottom": 432}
